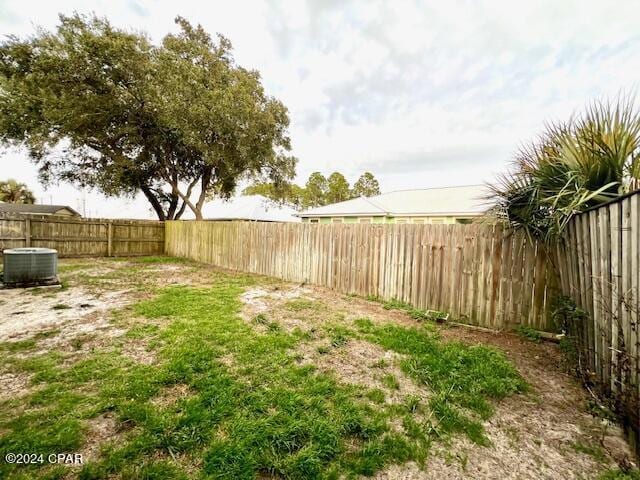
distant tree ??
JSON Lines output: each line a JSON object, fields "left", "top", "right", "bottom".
{"left": 287, "top": 185, "right": 306, "bottom": 208}
{"left": 244, "top": 170, "right": 381, "bottom": 210}
{"left": 0, "top": 14, "right": 296, "bottom": 220}
{"left": 0, "top": 179, "right": 35, "bottom": 203}
{"left": 326, "top": 172, "right": 351, "bottom": 204}
{"left": 352, "top": 172, "right": 380, "bottom": 197}
{"left": 302, "top": 172, "right": 329, "bottom": 208}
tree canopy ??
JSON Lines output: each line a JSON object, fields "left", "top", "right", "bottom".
{"left": 243, "top": 171, "right": 382, "bottom": 209}
{"left": 0, "top": 179, "right": 35, "bottom": 203}
{"left": 303, "top": 172, "right": 329, "bottom": 208}
{"left": 352, "top": 172, "right": 381, "bottom": 197}
{"left": 326, "top": 172, "right": 351, "bottom": 204}
{"left": 0, "top": 14, "right": 296, "bottom": 220}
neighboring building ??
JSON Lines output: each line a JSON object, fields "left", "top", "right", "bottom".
{"left": 0, "top": 203, "right": 81, "bottom": 217}
{"left": 298, "top": 185, "right": 489, "bottom": 224}
{"left": 185, "top": 195, "right": 300, "bottom": 222}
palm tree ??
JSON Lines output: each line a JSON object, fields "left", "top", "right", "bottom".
{"left": 491, "top": 97, "right": 640, "bottom": 241}
{"left": 0, "top": 179, "right": 36, "bottom": 204}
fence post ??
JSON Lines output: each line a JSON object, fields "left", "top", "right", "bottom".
{"left": 24, "top": 218, "right": 31, "bottom": 247}
{"left": 107, "top": 221, "right": 113, "bottom": 257}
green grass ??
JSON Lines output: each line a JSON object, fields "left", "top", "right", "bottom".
{"left": 0, "top": 262, "right": 528, "bottom": 479}
{"left": 284, "top": 298, "right": 323, "bottom": 312}
{"left": 366, "top": 389, "right": 386, "bottom": 404}
{"left": 599, "top": 469, "right": 640, "bottom": 480}
{"left": 252, "top": 313, "right": 269, "bottom": 325}
{"left": 327, "top": 325, "right": 353, "bottom": 348}
{"left": 570, "top": 440, "right": 607, "bottom": 463}
{"left": 354, "top": 317, "right": 527, "bottom": 445}
{"left": 516, "top": 325, "right": 542, "bottom": 343}
{"left": 0, "top": 339, "right": 37, "bottom": 353}
{"left": 365, "top": 296, "right": 448, "bottom": 322}
{"left": 371, "top": 359, "right": 389, "bottom": 369}
{"left": 380, "top": 374, "right": 400, "bottom": 390}
{"left": 316, "top": 345, "right": 331, "bottom": 355}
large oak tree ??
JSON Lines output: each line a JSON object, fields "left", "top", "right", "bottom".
{"left": 0, "top": 14, "right": 296, "bottom": 220}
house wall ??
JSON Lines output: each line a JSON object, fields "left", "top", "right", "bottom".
{"left": 301, "top": 215, "right": 474, "bottom": 224}
{"left": 55, "top": 209, "right": 79, "bottom": 217}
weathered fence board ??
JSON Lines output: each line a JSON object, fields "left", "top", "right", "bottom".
{"left": 166, "top": 221, "right": 555, "bottom": 331}
{"left": 0, "top": 214, "right": 164, "bottom": 258}
{"left": 557, "top": 192, "right": 640, "bottom": 455}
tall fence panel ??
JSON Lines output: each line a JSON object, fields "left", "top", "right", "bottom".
{"left": 556, "top": 192, "right": 639, "bottom": 453}
{"left": 166, "top": 221, "right": 556, "bottom": 331}
{"left": 0, "top": 214, "right": 164, "bottom": 258}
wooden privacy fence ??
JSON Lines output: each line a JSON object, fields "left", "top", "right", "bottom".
{"left": 555, "top": 191, "right": 639, "bottom": 452}
{"left": 0, "top": 214, "right": 164, "bottom": 258}
{"left": 166, "top": 221, "right": 557, "bottom": 331}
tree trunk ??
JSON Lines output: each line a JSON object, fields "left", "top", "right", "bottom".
{"left": 193, "top": 166, "right": 213, "bottom": 221}
{"left": 165, "top": 173, "right": 181, "bottom": 220}
{"left": 174, "top": 175, "right": 203, "bottom": 220}
{"left": 166, "top": 192, "right": 179, "bottom": 220}
{"left": 174, "top": 200, "right": 188, "bottom": 220}
{"left": 140, "top": 185, "right": 167, "bottom": 221}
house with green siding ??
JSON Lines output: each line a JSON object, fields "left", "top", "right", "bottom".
{"left": 297, "top": 185, "right": 488, "bottom": 224}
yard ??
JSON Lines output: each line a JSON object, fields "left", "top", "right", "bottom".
{"left": 0, "top": 257, "right": 635, "bottom": 479}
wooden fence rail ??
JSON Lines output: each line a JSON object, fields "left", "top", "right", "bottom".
{"left": 166, "top": 221, "right": 557, "bottom": 331}
{"left": 556, "top": 192, "right": 639, "bottom": 453}
{"left": 0, "top": 214, "right": 164, "bottom": 258}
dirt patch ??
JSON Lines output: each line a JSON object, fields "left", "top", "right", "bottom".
{"left": 290, "top": 285, "right": 426, "bottom": 330}
{"left": 0, "top": 287, "right": 130, "bottom": 342}
{"left": 372, "top": 462, "right": 425, "bottom": 480}
{"left": 240, "top": 285, "right": 323, "bottom": 332}
{"left": 0, "top": 258, "right": 204, "bottom": 353}
{"left": 0, "top": 372, "right": 31, "bottom": 401}
{"left": 298, "top": 339, "right": 425, "bottom": 403}
{"left": 240, "top": 285, "right": 427, "bottom": 404}
{"left": 150, "top": 264, "right": 215, "bottom": 287}
{"left": 81, "top": 413, "right": 121, "bottom": 463}
{"left": 120, "top": 340, "right": 157, "bottom": 365}
{"left": 241, "top": 285, "right": 310, "bottom": 312}
{"left": 151, "top": 383, "right": 193, "bottom": 409}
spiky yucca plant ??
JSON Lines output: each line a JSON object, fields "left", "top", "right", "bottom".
{"left": 491, "top": 97, "right": 640, "bottom": 241}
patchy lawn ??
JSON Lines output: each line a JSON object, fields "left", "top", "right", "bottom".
{"left": 0, "top": 257, "right": 635, "bottom": 479}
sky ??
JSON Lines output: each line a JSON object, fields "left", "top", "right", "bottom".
{"left": 1, "top": 0, "right": 639, "bottom": 218}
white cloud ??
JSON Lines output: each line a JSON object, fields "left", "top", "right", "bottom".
{"left": 1, "top": 0, "right": 639, "bottom": 217}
